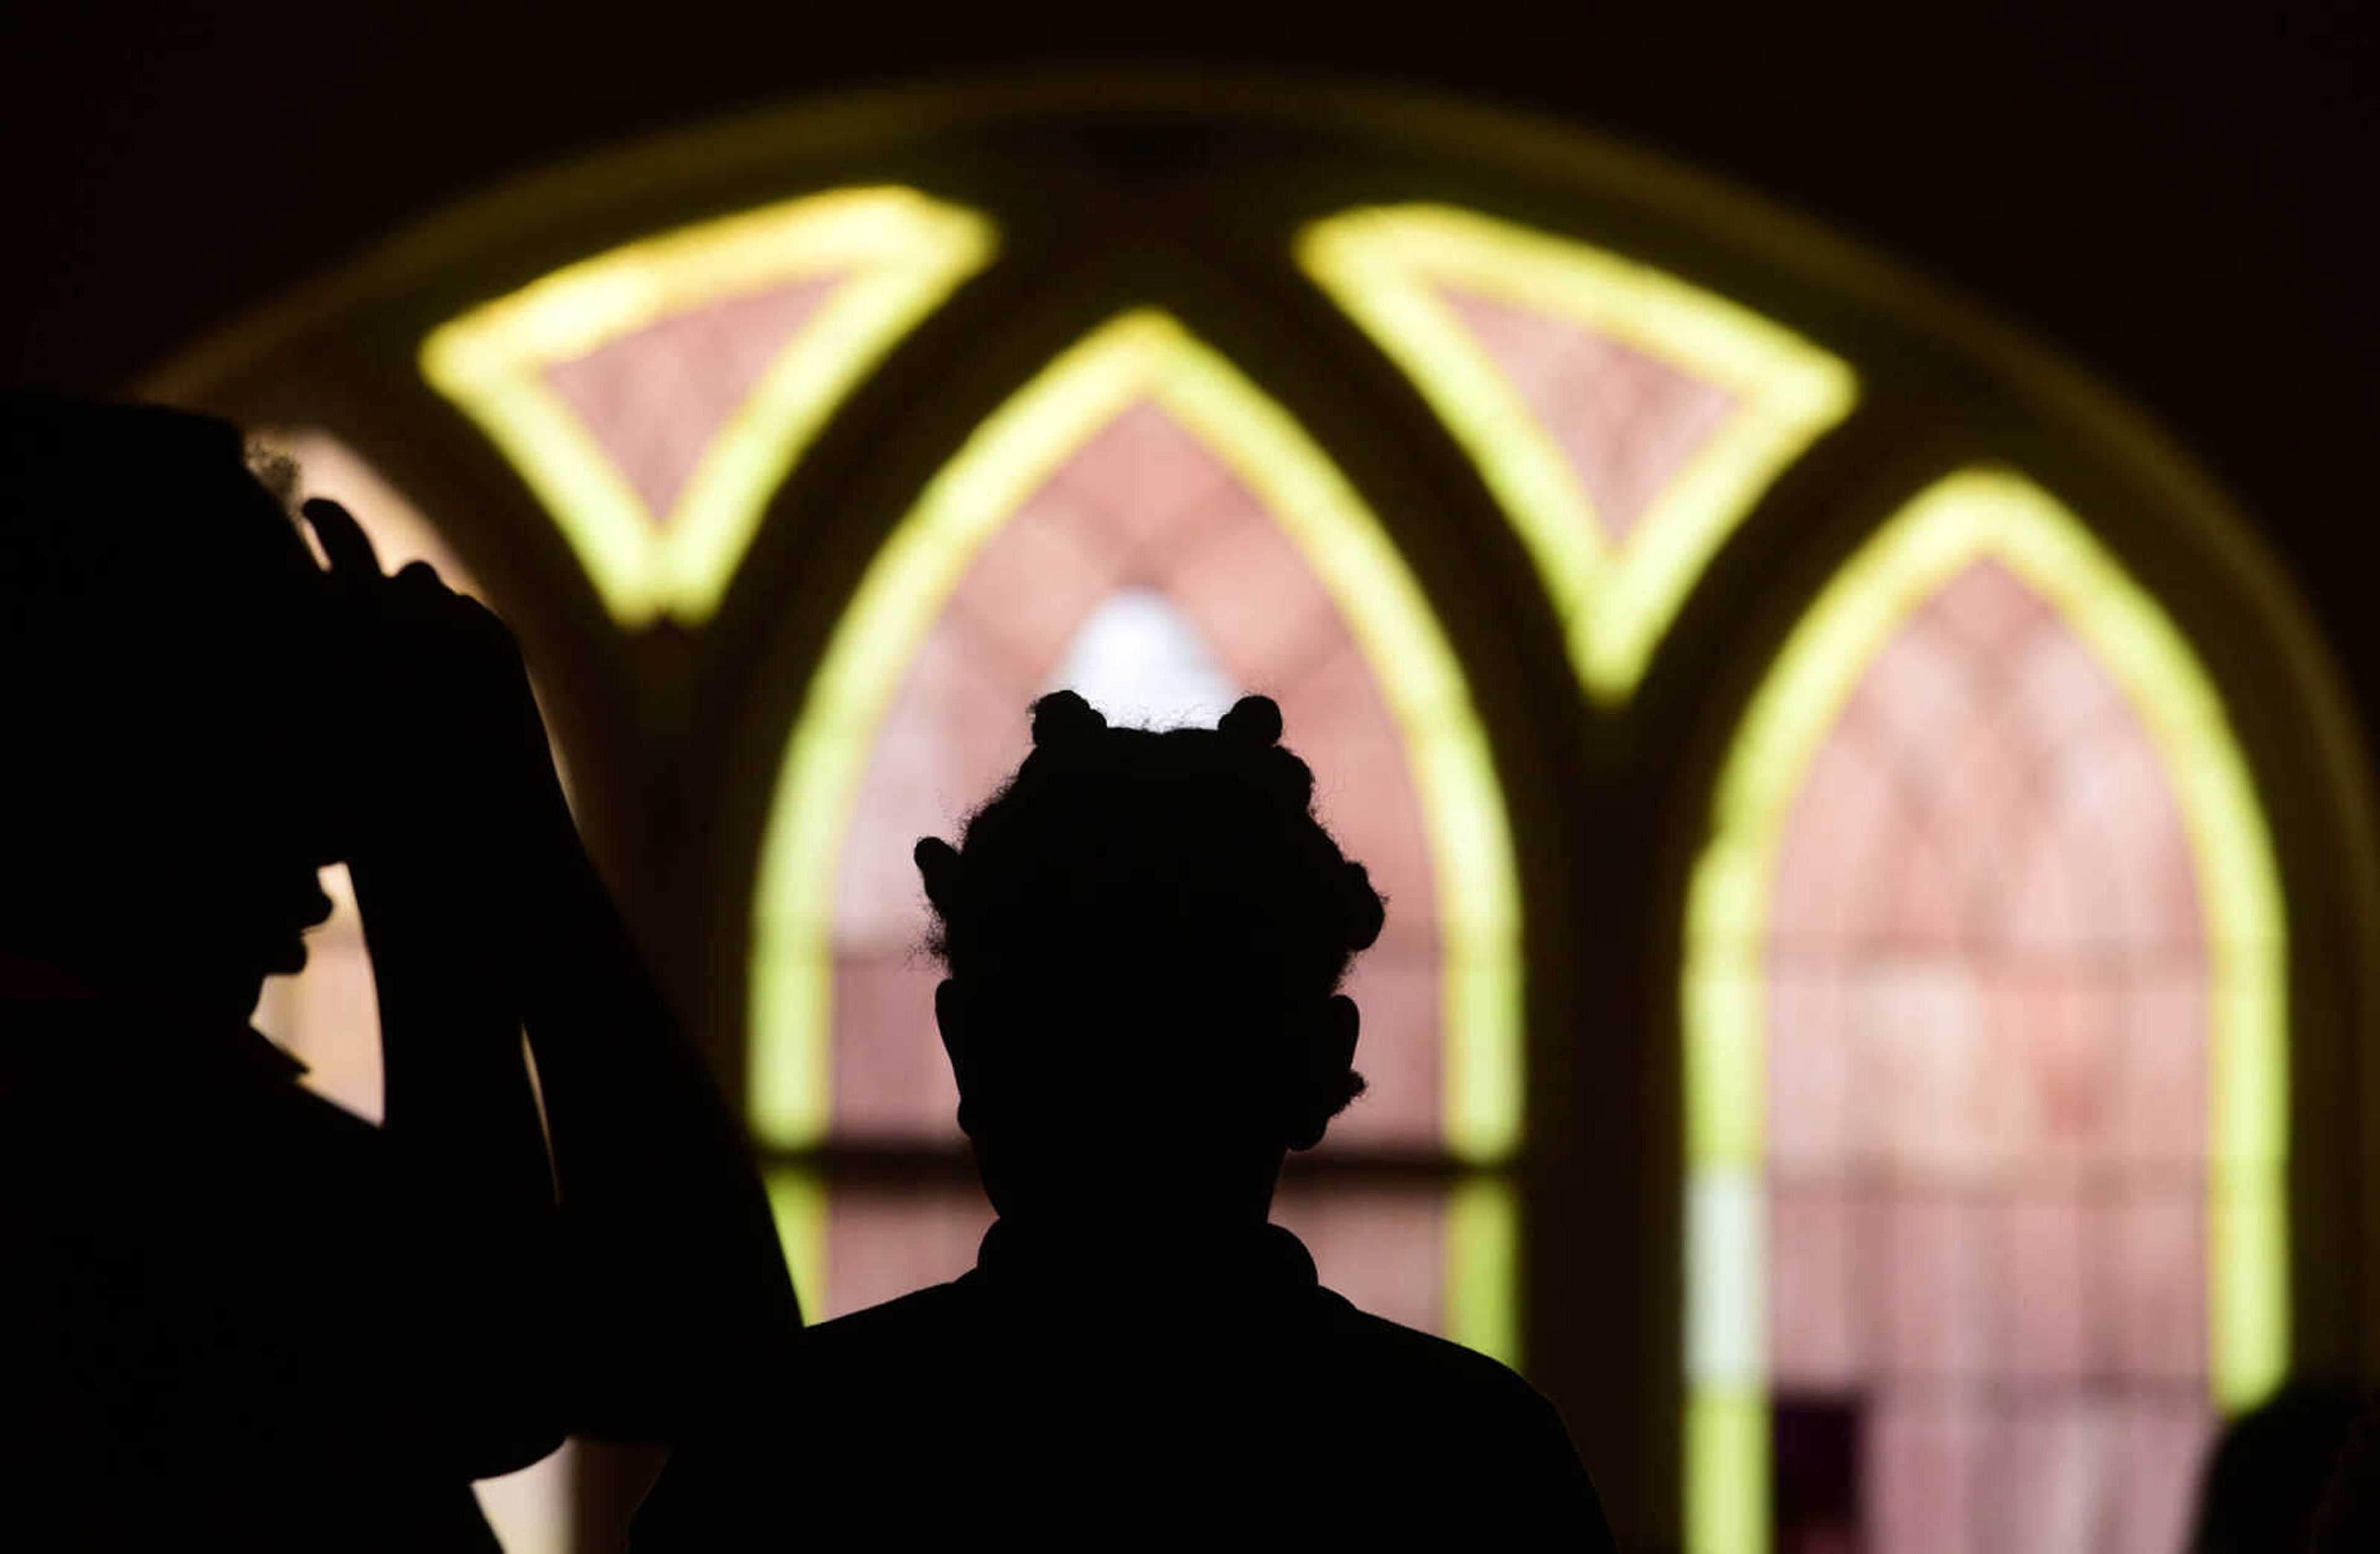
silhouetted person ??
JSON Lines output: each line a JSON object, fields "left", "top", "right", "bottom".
{"left": 2190, "top": 1381, "right": 2367, "bottom": 1554}
{"left": 635, "top": 690, "right": 1615, "bottom": 1545}
{"left": 0, "top": 395, "right": 796, "bottom": 1547}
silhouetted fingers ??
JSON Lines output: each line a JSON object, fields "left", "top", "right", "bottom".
{"left": 387, "top": 563, "right": 520, "bottom": 656}
{"left": 391, "top": 558, "right": 455, "bottom": 600}
{"left": 302, "top": 498, "right": 381, "bottom": 579}
{"left": 450, "top": 591, "right": 523, "bottom": 654}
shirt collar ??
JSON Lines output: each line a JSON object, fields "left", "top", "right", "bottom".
{"left": 968, "top": 1216, "right": 1320, "bottom": 1307}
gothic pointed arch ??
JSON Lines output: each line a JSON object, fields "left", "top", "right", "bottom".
{"left": 1681, "top": 470, "right": 2287, "bottom": 1553}
{"left": 747, "top": 310, "right": 1525, "bottom": 1350}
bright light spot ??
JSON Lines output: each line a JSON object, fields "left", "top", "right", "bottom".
{"left": 1044, "top": 586, "right": 1242, "bottom": 728}
{"left": 1685, "top": 1167, "right": 1764, "bottom": 1387}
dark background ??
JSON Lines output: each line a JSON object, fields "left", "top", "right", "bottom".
{"left": 6, "top": 2, "right": 2371, "bottom": 719}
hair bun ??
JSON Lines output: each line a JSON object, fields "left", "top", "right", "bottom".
{"left": 1217, "top": 695, "right": 1284, "bottom": 747}
{"left": 1031, "top": 690, "right": 1107, "bottom": 748}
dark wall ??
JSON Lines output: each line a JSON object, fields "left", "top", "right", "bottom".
{"left": 7, "top": 1, "right": 2373, "bottom": 704}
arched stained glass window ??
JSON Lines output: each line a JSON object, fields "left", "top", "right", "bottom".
{"left": 751, "top": 310, "right": 1523, "bottom": 1351}
{"left": 421, "top": 187, "right": 993, "bottom": 625}
{"left": 782, "top": 398, "right": 1451, "bottom": 1146}
{"left": 162, "top": 97, "right": 2357, "bottom": 1550}
{"left": 242, "top": 431, "right": 576, "bottom": 1554}
{"left": 1682, "top": 471, "right": 2286, "bottom": 1554}
{"left": 1300, "top": 204, "right": 1856, "bottom": 703}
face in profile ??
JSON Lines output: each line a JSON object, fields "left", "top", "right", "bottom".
{"left": 148, "top": 468, "right": 346, "bottom": 1020}
{"left": 6, "top": 420, "right": 343, "bottom": 1024}
{"left": 165, "top": 716, "right": 340, "bottom": 1021}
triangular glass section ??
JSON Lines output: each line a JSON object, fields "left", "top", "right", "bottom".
{"left": 423, "top": 187, "right": 995, "bottom": 626}
{"left": 1300, "top": 204, "right": 1856, "bottom": 701}
{"left": 541, "top": 275, "right": 844, "bottom": 526}
{"left": 1436, "top": 285, "right": 1737, "bottom": 548}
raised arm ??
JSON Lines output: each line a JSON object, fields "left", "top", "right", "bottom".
{"left": 508, "top": 786, "right": 804, "bottom": 1436}
{"left": 300, "top": 499, "right": 565, "bottom": 1481}
{"left": 306, "top": 498, "right": 800, "bottom": 1445}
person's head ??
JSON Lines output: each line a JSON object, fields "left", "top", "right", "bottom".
{"left": 915, "top": 690, "right": 1385, "bottom": 1230}
{"left": 2, "top": 392, "right": 339, "bottom": 1022}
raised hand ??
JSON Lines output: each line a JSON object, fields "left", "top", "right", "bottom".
{"left": 299, "top": 497, "right": 569, "bottom": 884}
{"left": 301, "top": 493, "right": 801, "bottom": 1439}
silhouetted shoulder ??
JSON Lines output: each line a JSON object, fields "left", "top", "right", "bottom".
{"left": 1305, "top": 1294, "right": 1613, "bottom": 1535}
{"left": 1323, "top": 1297, "right": 1566, "bottom": 1415}
{"left": 775, "top": 1280, "right": 980, "bottom": 1390}
{"left": 804, "top": 1279, "right": 974, "bottom": 1345}
{"left": 1320, "top": 1292, "right": 1539, "bottom": 1395}
{"left": 636, "top": 1270, "right": 1615, "bottom": 1549}
{"left": 638, "top": 688, "right": 1624, "bottom": 1544}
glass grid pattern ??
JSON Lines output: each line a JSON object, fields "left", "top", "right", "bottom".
{"left": 1681, "top": 471, "right": 2288, "bottom": 1554}
{"left": 1298, "top": 203, "right": 1856, "bottom": 702}
{"left": 1765, "top": 561, "right": 2212, "bottom": 1553}
{"left": 824, "top": 398, "right": 1445, "bottom": 1146}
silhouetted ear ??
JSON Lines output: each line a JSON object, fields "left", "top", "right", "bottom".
{"left": 914, "top": 835, "right": 961, "bottom": 913}
{"left": 1341, "top": 861, "right": 1385, "bottom": 952}
{"left": 1287, "top": 994, "right": 1362, "bottom": 1151}
{"left": 933, "top": 978, "right": 979, "bottom": 1136}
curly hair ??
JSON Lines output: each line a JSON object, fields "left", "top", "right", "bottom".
{"left": 915, "top": 690, "right": 1386, "bottom": 1118}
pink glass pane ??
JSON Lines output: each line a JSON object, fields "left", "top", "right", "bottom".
{"left": 827, "top": 401, "right": 1446, "bottom": 1145}
{"left": 816, "top": 1181, "right": 997, "bottom": 1320}
{"left": 1973, "top": 1398, "right": 2121, "bottom": 1553}
{"left": 2102, "top": 1188, "right": 2207, "bottom": 1382}
{"left": 542, "top": 276, "right": 844, "bottom": 524}
{"left": 1046, "top": 400, "right": 1235, "bottom": 553}
{"left": 1867, "top": 1396, "right": 1980, "bottom": 1554}
{"left": 1874, "top": 1193, "right": 1990, "bottom": 1381}
{"left": 827, "top": 954, "right": 958, "bottom": 1138}
{"left": 1766, "top": 968, "right": 1849, "bottom": 1170}
{"left": 1435, "top": 286, "right": 1736, "bottom": 547}
{"left": 2115, "top": 1399, "right": 2217, "bottom": 1554}
{"left": 809, "top": 1177, "right": 1455, "bottom": 1338}
{"left": 1993, "top": 1189, "right": 2090, "bottom": 1382}
{"left": 1331, "top": 950, "right": 1440, "bottom": 1144}
{"left": 1770, "top": 1184, "right": 1858, "bottom": 1387}
{"left": 1763, "top": 560, "right": 2213, "bottom": 1547}
{"left": 1272, "top": 1182, "right": 1450, "bottom": 1335}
